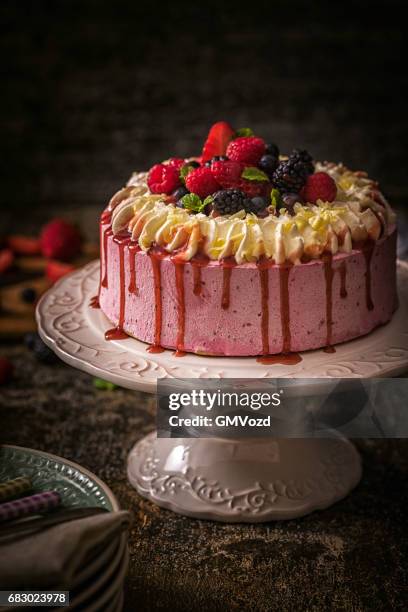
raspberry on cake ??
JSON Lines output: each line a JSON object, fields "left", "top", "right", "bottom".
{"left": 147, "top": 163, "right": 181, "bottom": 194}
{"left": 301, "top": 171, "right": 337, "bottom": 204}
{"left": 226, "top": 136, "right": 266, "bottom": 166}
{"left": 97, "top": 122, "right": 397, "bottom": 358}
{"left": 185, "top": 166, "right": 220, "bottom": 199}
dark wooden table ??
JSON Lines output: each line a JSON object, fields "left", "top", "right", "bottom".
{"left": 1, "top": 344, "right": 407, "bottom": 611}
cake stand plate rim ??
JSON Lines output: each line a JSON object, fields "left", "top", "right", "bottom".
{"left": 36, "top": 259, "right": 408, "bottom": 394}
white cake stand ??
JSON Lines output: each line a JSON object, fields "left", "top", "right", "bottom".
{"left": 36, "top": 260, "right": 408, "bottom": 521}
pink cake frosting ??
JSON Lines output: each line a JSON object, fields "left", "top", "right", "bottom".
{"left": 98, "top": 221, "right": 397, "bottom": 356}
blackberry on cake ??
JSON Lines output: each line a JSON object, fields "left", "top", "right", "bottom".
{"left": 272, "top": 149, "right": 313, "bottom": 193}
{"left": 212, "top": 189, "right": 251, "bottom": 215}
{"left": 289, "top": 149, "right": 314, "bottom": 175}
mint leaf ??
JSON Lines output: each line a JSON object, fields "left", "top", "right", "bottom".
{"left": 241, "top": 167, "right": 269, "bottom": 182}
{"left": 93, "top": 378, "right": 118, "bottom": 391}
{"left": 235, "top": 127, "right": 254, "bottom": 138}
{"left": 203, "top": 195, "right": 214, "bottom": 207}
{"left": 180, "top": 164, "right": 194, "bottom": 184}
{"left": 181, "top": 193, "right": 206, "bottom": 213}
{"left": 270, "top": 188, "right": 282, "bottom": 209}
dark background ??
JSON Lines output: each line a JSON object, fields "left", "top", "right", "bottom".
{"left": 1, "top": 0, "right": 407, "bottom": 242}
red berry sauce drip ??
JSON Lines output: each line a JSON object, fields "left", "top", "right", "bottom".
{"left": 173, "top": 260, "right": 186, "bottom": 357}
{"left": 193, "top": 267, "right": 202, "bottom": 296}
{"left": 105, "top": 233, "right": 130, "bottom": 341}
{"left": 257, "top": 260, "right": 270, "bottom": 356}
{"left": 323, "top": 253, "right": 335, "bottom": 353}
{"left": 89, "top": 295, "right": 100, "bottom": 309}
{"left": 191, "top": 254, "right": 209, "bottom": 297}
{"left": 128, "top": 243, "right": 140, "bottom": 294}
{"left": 339, "top": 261, "right": 348, "bottom": 299}
{"left": 147, "top": 249, "right": 166, "bottom": 353}
{"left": 101, "top": 210, "right": 112, "bottom": 224}
{"left": 100, "top": 210, "right": 112, "bottom": 290}
{"left": 257, "top": 353, "right": 302, "bottom": 366}
{"left": 101, "top": 228, "right": 113, "bottom": 289}
{"left": 363, "top": 240, "right": 375, "bottom": 311}
{"left": 279, "top": 264, "right": 292, "bottom": 354}
{"left": 256, "top": 261, "right": 302, "bottom": 365}
{"left": 221, "top": 257, "right": 235, "bottom": 310}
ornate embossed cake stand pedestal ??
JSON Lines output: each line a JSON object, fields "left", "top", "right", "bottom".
{"left": 37, "top": 261, "right": 408, "bottom": 521}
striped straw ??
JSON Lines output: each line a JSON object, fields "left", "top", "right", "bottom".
{"left": 0, "top": 477, "right": 32, "bottom": 502}
{"left": 0, "top": 491, "right": 61, "bottom": 523}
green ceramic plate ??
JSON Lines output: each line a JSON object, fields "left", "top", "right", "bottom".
{"left": 0, "top": 445, "right": 119, "bottom": 511}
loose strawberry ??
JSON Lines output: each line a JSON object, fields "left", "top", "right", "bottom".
{"left": 185, "top": 167, "right": 220, "bottom": 199}
{"left": 201, "top": 121, "right": 235, "bottom": 162}
{"left": 302, "top": 172, "right": 337, "bottom": 204}
{"left": 40, "top": 219, "right": 82, "bottom": 261}
{"left": 147, "top": 163, "right": 181, "bottom": 194}
{"left": 210, "top": 160, "right": 243, "bottom": 189}
{"left": 0, "top": 249, "right": 14, "bottom": 274}
{"left": 226, "top": 136, "right": 266, "bottom": 166}
{"left": 46, "top": 260, "right": 76, "bottom": 284}
{"left": 0, "top": 357, "right": 13, "bottom": 385}
{"left": 7, "top": 235, "right": 41, "bottom": 255}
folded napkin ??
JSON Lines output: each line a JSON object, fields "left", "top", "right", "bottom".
{"left": 0, "top": 510, "right": 129, "bottom": 590}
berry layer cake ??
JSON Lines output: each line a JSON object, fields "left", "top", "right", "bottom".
{"left": 98, "top": 122, "right": 397, "bottom": 358}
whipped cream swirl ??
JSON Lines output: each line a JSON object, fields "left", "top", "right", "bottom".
{"left": 106, "top": 164, "right": 396, "bottom": 265}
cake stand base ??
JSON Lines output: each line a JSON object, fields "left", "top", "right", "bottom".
{"left": 127, "top": 431, "right": 361, "bottom": 522}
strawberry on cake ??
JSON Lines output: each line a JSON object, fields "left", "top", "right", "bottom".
{"left": 97, "top": 122, "right": 397, "bottom": 360}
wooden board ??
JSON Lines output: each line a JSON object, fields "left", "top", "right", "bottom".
{"left": 0, "top": 244, "right": 99, "bottom": 339}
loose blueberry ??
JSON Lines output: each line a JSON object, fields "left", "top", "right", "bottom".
{"left": 24, "top": 332, "right": 58, "bottom": 364}
{"left": 282, "top": 192, "right": 302, "bottom": 215}
{"left": 258, "top": 154, "right": 279, "bottom": 177}
{"left": 204, "top": 155, "right": 229, "bottom": 167}
{"left": 21, "top": 287, "right": 37, "bottom": 304}
{"left": 23, "top": 332, "right": 37, "bottom": 350}
{"left": 172, "top": 186, "right": 189, "bottom": 200}
{"left": 265, "top": 143, "right": 279, "bottom": 157}
{"left": 283, "top": 192, "right": 302, "bottom": 207}
{"left": 249, "top": 196, "right": 268, "bottom": 215}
